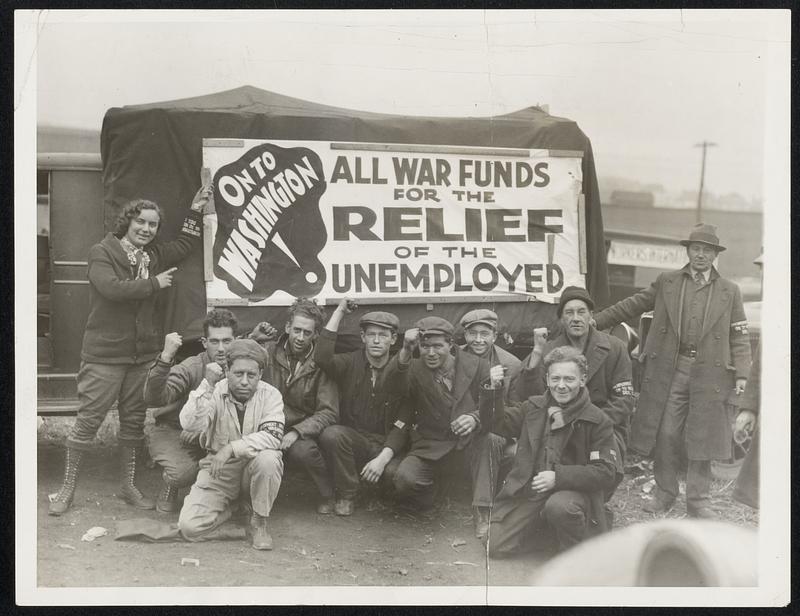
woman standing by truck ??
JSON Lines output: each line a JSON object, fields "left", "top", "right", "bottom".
{"left": 49, "top": 186, "right": 210, "bottom": 516}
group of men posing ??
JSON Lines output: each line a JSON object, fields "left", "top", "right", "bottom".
{"left": 140, "top": 222, "right": 754, "bottom": 558}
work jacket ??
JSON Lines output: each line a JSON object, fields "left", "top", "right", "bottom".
{"left": 385, "top": 348, "right": 488, "bottom": 461}
{"left": 262, "top": 335, "right": 339, "bottom": 439}
{"left": 314, "top": 328, "right": 410, "bottom": 453}
{"left": 460, "top": 343, "right": 522, "bottom": 402}
{"left": 594, "top": 265, "right": 752, "bottom": 459}
{"left": 513, "top": 327, "right": 634, "bottom": 472}
{"left": 489, "top": 388, "right": 618, "bottom": 536}
{"left": 144, "top": 351, "right": 209, "bottom": 429}
{"left": 180, "top": 379, "right": 285, "bottom": 458}
{"left": 81, "top": 207, "right": 202, "bottom": 364}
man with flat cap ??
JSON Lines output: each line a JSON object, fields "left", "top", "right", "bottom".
{"left": 313, "top": 298, "right": 411, "bottom": 516}
{"left": 459, "top": 308, "right": 522, "bottom": 401}
{"left": 514, "top": 286, "right": 633, "bottom": 487}
{"left": 386, "top": 316, "right": 505, "bottom": 540}
{"left": 178, "top": 339, "right": 285, "bottom": 550}
{"left": 593, "top": 223, "right": 752, "bottom": 519}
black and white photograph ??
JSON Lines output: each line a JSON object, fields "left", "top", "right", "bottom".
{"left": 15, "top": 8, "right": 790, "bottom": 606}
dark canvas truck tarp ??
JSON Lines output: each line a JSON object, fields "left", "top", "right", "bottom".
{"left": 100, "top": 85, "right": 608, "bottom": 352}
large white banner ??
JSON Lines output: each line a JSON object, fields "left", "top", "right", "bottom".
{"left": 202, "top": 139, "right": 585, "bottom": 306}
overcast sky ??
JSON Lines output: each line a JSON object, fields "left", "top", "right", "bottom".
{"left": 29, "top": 9, "right": 789, "bottom": 201}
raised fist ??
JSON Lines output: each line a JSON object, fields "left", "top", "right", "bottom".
{"left": 337, "top": 297, "right": 358, "bottom": 314}
{"left": 205, "top": 362, "right": 225, "bottom": 387}
{"left": 162, "top": 332, "right": 183, "bottom": 362}
{"left": 403, "top": 328, "right": 420, "bottom": 351}
{"left": 532, "top": 327, "right": 548, "bottom": 353}
{"left": 489, "top": 364, "right": 505, "bottom": 389}
{"left": 249, "top": 321, "right": 278, "bottom": 344}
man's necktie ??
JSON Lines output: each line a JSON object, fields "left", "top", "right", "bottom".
{"left": 694, "top": 272, "right": 705, "bottom": 287}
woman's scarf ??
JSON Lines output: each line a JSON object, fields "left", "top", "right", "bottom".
{"left": 119, "top": 236, "right": 151, "bottom": 280}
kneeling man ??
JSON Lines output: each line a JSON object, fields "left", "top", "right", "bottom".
{"left": 488, "top": 346, "right": 618, "bottom": 558}
{"left": 178, "top": 339, "right": 285, "bottom": 550}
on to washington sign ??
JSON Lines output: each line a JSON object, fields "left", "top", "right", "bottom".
{"left": 202, "top": 139, "right": 585, "bottom": 306}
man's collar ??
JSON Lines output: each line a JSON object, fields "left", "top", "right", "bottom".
{"left": 682, "top": 263, "right": 718, "bottom": 283}
{"left": 284, "top": 338, "right": 314, "bottom": 363}
{"left": 689, "top": 267, "right": 711, "bottom": 283}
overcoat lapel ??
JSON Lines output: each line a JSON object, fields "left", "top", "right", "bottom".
{"left": 700, "top": 275, "right": 729, "bottom": 340}
{"left": 585, "top": 334, "right": 609, "bottom": 382}
{"left": 662, "top": 270, "right": 683, "bottom": 333}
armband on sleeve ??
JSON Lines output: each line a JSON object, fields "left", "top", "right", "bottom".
{"left": 731, "top": 320, "right": 749, "bottom": 335}
{"left": 258, "top": 420, "right": 285, "bottom": 441}
{"left": 612, "top": 381, "right": 634, "bottom": 397}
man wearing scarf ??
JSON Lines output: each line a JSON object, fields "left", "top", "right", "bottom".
{"left": 514, "top": 286, "right": 634, "bottom": 486}
{"left": 486, "top": 346, "right": 619, "bottom": 557}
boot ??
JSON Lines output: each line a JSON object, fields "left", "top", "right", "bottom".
{"left": 155, "top": 480, "right": 179, "bottom": 514}
{"left": 118, "top": 446, "right": 155, "bottom": 510}
{"left": 48, "top": 447, "right": 83, "bottom": 516}
{"left": 250, "top": 512, "right": 273, "bottom": 550}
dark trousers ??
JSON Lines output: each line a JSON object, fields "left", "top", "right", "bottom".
{"left": 488, "top": 490, "right": 590, "bottom": 558}
{"left": 654, "top": 355, "right": 712, "bottom": 508}
{"left": 285, "top": 436, "right": 333, "bottom": 499}
{"left": 393, "top": 432, "right": 506, "bottom": 509}
{"left": 147, "top": 423, "right": 205, "bottom": 488}
{"left": 67, "top": 361, "right": 150, "bottom": 450}
{"left": 318, "top": 425, "right": 400, "bottom": 499}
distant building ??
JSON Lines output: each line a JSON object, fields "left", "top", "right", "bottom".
{"left": 602, "top": 202, "right": 763, "bottom": 281}
{"left": 609, "top": 190, "right": 654, "bottom": 208}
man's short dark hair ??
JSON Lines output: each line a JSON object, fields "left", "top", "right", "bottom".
{"left": 203, "top": 308, "right": 238, "bottom": 337}
{"left": 113, "top": 199, "right": 164, "bottom": 239}
{"left": 287, "top": 297, "right": 326, "bottom": 333}
{"left": 544, "top": 345, "right": 588, "bottom": 376}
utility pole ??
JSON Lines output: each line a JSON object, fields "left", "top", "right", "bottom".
{"left": 694, "top": 141, "right": 717, "bottom": 222}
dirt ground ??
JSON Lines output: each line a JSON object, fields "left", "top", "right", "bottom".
{"left": 36, "top": 428, "right": 757, "bottom": 589}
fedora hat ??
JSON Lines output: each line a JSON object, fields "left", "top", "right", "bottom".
{"left": 679, "top": 223, "right": 726, "bottom": 252}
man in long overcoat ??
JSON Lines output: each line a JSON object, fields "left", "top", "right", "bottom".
{"left": 594, "top": 223, "right": 751, "bottom": 518}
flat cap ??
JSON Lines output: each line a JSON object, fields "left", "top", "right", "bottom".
{"left": 557, "top": 286, "right": 595, "bottom": 317}
{"left": 460, "top": 308, "right": 498, "bottom": 330}
{"left": 360, "top": 311, "right": 400, "bottom": 331}
{"left": 226, "top": 338, "right": 267, "bottom": 369}
{"left": 415, "top": 316, "right": 454, "bottom": 338}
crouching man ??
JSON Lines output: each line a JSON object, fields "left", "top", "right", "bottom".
{"left": 178, "top": 339, "right": 285, "bottom": 550}
{"left": 387, "top": 317, "right": 506, "bottom": 541}
{"left": 315, "top": 299, "right": 411, "bottom": 516}
{"left": 487, "top": 346, "right": 618, "bottom": 558}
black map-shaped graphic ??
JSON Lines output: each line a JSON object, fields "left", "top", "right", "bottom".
{"left": 212, "top": 142, "right": 328, "bottom": 301}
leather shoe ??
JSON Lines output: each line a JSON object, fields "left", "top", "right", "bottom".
{"left": 334, "top": 498, "right": 354, "bottom": 516}
{"left": 687, "top": 505, "right": 720, "bottom": 520}
{"left": 642, "top": 496, "right": 674, "bottom": 514}
{"left": 316, "top": 498, "right": 335, "bottom": 515}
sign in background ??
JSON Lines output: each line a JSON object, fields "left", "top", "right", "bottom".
{"left": 202, "top": 139, "right": 585, "bottom": 306}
